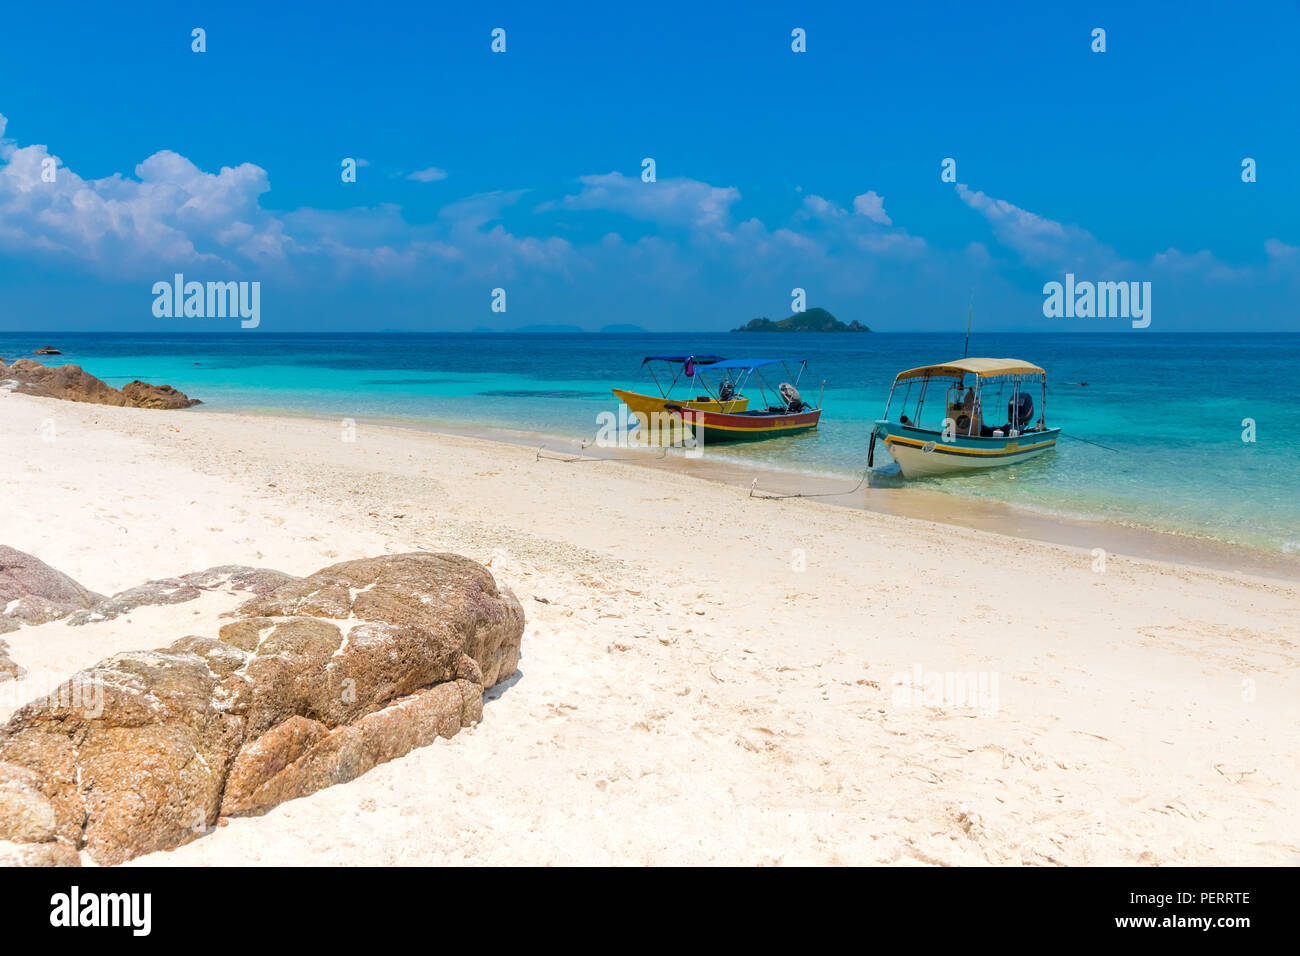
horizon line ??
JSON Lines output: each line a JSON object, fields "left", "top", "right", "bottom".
{"left": 3, "top": 329, "right": 1297, "bottom": 336}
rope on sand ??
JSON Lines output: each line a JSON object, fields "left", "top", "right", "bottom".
{"left": 535, "top": 444, "right": 674, "bottom": 463}
{"left": 748, "top": 465, "right": 872, "bottom": 501}
{"left": 535, "top": 429, "right": 697, "bottom": 464}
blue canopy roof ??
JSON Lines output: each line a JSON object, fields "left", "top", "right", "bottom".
{"left": 698, "top": 358, "right": 806, "bottom": 371}
{"left": 640, "top": 354, "right": 725, "bottom": 365}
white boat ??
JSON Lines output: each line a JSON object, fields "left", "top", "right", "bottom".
{"left": 869, "top": 358, "right": 1060, "bottom": 478}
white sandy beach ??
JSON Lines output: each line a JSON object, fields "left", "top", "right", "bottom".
{"left": 2, "top": 389, "right": 1297, "bottom": 866}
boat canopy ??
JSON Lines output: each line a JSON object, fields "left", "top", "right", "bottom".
{"left": 700, "top": 358, "right": 806, "bottom": 371}
{"left": 641, "top": 354, "right": 725, "bottom": 365}
{"left": 893, "top": 357, "right": 1046, "bottom": 382}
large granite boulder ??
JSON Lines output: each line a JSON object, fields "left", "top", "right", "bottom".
{"left": 0, "top": 546, "right": 105, "bottom": 627}
{"left": 219, "top": 679, "right": 482, "bottom": 815}
{"left": 0, "top": 359, "right": 200, "bottom": 408}
{"left": 2, "top": 359, "right": 122, "bottom": 405}
{"left": 120, "top": 380, "right": 203, "bottom": 410}
{"left": 0, "top": 552, "right": 524, "bottom": 864}
{"left": 234, "top": 552, "right": 523, "bottom": 688}
{"left": 215, "top": 553, "right": 522, "bottom": 813}
{"left": 0, "top": 645, "right": 246, "bottom": 865}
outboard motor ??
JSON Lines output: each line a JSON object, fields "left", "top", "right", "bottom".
{"left": 778, "top": 382, "right": 805, "bottom": 412}
{"left": 718, "top": 379, "right": 736, "bottom": 401}
{"left": 1008, "top": 392, "right": 1034, "bottom": 429}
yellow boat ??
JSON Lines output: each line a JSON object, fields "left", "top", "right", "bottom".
{"left": 611, "top": 355, "right": 749, "bottom": 420}
{"left": 610, "top": 388, "right": 748, "bottom": 417}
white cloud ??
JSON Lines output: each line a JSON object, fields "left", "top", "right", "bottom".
{"left": 797, "top": 194, "right": 846, "bottom": 220}
{"left": 553, "top": 172, "right": 741, "bottom": 232}
{"left": 793, "top": 193, "right": 923, "bottom": 257}
{"left": 0, "top": 113, "right": 563, "bottom": 282}
{"left": 0, "top": 115, "right": 279, "bottom": 273}
{"left": 0, "top": 110, "right": 1292, "bottom": 330}
{"left": 954, "top": 183, "right": 1116, "bottom": 269}
{"left": 852, "top": 190, "right": 891, "bottom": 225}
{"left": 407, "top": 166, "right": 447, "bottom": 183}
{"left": 953, "top": 181, "right": 1293, "bottom": 292}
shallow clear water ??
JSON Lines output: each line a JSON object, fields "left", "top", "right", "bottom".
{"left": 4, "top": 331, "right": 1297, "bottom": 554}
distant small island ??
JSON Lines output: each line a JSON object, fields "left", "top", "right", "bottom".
{"left": 600, "top": 323, "right": 648, "bottom": 333}
{"left": 502, "top": 324, "right": 586, "bottom": 333}
{"left": 731, "top": 307, "right": 870, "bottom": 333}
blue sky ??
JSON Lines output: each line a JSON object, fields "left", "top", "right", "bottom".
{"left": 1, "top": 0, "right": 1297, "bottom": 332}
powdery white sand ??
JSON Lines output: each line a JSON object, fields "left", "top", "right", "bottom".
{"left": 2, "top": 390, "right": 1297, "bottom": 866}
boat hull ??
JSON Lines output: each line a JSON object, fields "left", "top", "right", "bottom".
{"left": 679, "top": 406, "right": 822, "bottom": 443}
{"left": 872, "top": 421, "right": 1059, "bottom": 477}
{"left": 611, "top": 388, "right": 748, "bottom": 417}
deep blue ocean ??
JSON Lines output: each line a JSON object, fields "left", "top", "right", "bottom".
{"left": 4, "top": 332, "right": 1298, "bottom": 555}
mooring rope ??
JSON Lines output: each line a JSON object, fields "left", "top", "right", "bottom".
{"left": 748, "top": 464, "right": 872, "bottom": 500}
{"left": 1058, "top": 432, "right": 1121, "bottom": 452}
{"left": 535, "top": 428, "right": 698, "bottom": 464}
{"left": 535, "top": 444, "right": 676, "bottom": 463}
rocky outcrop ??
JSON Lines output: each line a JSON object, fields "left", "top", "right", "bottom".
{"left": 214, "top": 552, "right": 522, "bottom": 814}
{"left": 67, "top": 565, "right": 297, "bottom": 626}
{"left": 0, "top": 643, "right": 246, "bottom": 864}
{"left": 220, "top": 680, "right": 481, "bottom": 815}
{"left": 0, "top": 359, "right": 200, "bottom": 408}
{"left": 0, "top": 548, "right": 292, "bottom": 630}
{"left": 0, "top": 545, "right": 105, "bottom": 628}
{"left": 33, "top": 346, "right": 61, "bottom": 355}
{"left": 233, "top": 552, "right": 522, "bottom": 688}
{"left": 0, "top": 552, "right": 524, "bottom": 865}
{"left": 1, "top": 360, "right": 121, "bottom": 405}
{"left": 120, "top": 380, "right": 203, "bottom": 410}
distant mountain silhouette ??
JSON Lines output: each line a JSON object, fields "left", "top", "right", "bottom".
{"left": 731, "top": 307, "right": 870, "bottom": 333}
{"left": 504, "top": 324, "right": 586, "bottom": 333}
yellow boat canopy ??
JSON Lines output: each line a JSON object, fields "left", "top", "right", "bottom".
{"left": 893, "top": 357, "right": 1046, "bottom": 382}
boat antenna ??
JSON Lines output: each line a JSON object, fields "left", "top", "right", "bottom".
{"left": 963, "top": 290, "right": 974, "bottom": 358}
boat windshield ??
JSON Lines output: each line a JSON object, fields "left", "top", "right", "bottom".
{"left": 886, "top": 371, "right": 1047, "bottom": 437}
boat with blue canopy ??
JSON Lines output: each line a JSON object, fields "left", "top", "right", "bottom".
{"left": 666, "top": 357, "right": 823, "bottom": 442}
{"left": 611, "top": 354, "right": 750, "bottom": 421}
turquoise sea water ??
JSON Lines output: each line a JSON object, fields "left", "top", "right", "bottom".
{"left": 3, "top": 332, "right": 1298, "bottom": 556}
